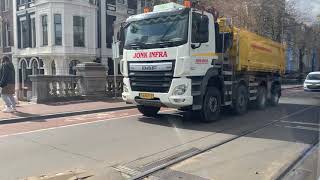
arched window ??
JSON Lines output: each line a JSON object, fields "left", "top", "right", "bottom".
{"left": 31, "top": 60, "right": 39, "bottom": 75}
{"left": 21, "top": 60, "right": 28, "bottom": 88}
{"left": 51, "top": 61, "right": 56, "bottom": 75}
{"left": 69, "top": 60, "right": 80, "bottom": 75}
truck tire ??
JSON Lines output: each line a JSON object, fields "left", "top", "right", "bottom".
{"left": 269, "top": 85, "right": 280, "bottom": 106}
{"left": 200, "top": 87, "right": 221, "bottom": 122}
{"left": 254, "top": 86, "right": 267, "bottom": 110}
{"left": 137, "top": 106, "right": 160, "bottom": 117}
{"left": 233, "top": 84, "right": 249, "bottom": 115}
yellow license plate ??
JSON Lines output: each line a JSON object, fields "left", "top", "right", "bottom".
{"left": 139, "top": 93, "right": 154, "bottom": 99}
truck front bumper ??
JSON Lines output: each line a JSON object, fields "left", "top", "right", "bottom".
{"left": 122, "top": 77, "right": 193, "bottom": 108}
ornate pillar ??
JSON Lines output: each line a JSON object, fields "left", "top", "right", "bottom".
{"left": 55, "top": 57, "right": 69, "bottom": 75}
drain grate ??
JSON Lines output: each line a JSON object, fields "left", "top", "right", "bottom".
{"left": 151, "top": 169, "right": 210, "bottom": 180}
{"left": 114, "top": 165, "right": 142, "bottom": 177}
{"left": 134, "top": 148, "right": 201, "bottom": 172}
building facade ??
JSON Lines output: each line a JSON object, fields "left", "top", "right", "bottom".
{"left": 13, "top": 0, "right": 98, "bottom": 99}
{"left": 0, "top": 0, "right": 14, "bottom": 62}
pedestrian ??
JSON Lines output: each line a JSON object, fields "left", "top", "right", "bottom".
{"left": 0, "top": 57, "right": 16, "bottom": 113}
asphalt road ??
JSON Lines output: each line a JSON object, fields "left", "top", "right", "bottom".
{"left": 0, "top": 88, "right": 319, "bottom": 180}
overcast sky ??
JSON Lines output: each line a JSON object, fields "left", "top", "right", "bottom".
{"left": 296, "top": 0, "right": 320, "bottom": 22}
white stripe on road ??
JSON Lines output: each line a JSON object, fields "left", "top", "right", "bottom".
{"left": 280, "top": 120, "right": 320, "bottom": 127}
{"left": 0, "top": 109, "right": 175, "bottom": 138}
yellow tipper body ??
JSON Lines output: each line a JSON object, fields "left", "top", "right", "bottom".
{"left": 218, "top": 17, "right": 285, "bottom": 74}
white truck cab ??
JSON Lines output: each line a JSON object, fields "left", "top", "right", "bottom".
{"left": 121, "top": 3, "right": 216, "bottom": 107}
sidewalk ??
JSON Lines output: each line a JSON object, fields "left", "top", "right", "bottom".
{"left": 282, "top": 84, "right": 303, "bottom": 90}
{"left": 0, "top": 98, "right": 135, "bottom": 124}
{"left": 282, "top": 143, "right": 319, "bottom": 180}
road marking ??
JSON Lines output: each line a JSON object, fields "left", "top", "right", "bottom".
{"left": 279, "top": 120, "right": 320, "bottom": 127}
{"left": 0, "top": 109, "right": 174, "bottom": 138}
{"left": 275, "top": 124, "right": 320, "bottom": 132}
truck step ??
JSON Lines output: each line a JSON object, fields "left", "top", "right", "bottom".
{"left": 192, "top": 105, "right": 202, "bottom": 110}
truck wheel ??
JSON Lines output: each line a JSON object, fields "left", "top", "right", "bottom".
{"left": 233, "top": 84, "right": 248, "bottom": 115}
{"left": 200, "top": 87, "right": 221, "bottom": 122}
{"left": 269, "top": 85, "right": 280, "bottom": 106}
{"left": 137, "top": 106, "right": 160, "bottom": 117}
{"left": 254, "top": 86, "right": 267, "bottom": 110}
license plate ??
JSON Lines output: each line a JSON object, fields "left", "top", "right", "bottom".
{"left": 130, "top": 62, "right": 172, "bottom": 71}
{"left": 139, "top": 93, "right": 154, "bottom": 99}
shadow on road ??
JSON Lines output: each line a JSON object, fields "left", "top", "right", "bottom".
{"left": 138, "top": 103, "right": 320, "bottom": 145}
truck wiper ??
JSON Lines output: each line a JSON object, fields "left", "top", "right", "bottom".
{"left": 127, "top": 42, "right": 147, "bottom": 49}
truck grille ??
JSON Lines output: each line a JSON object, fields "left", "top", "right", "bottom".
{"left": 128, "top": 60, "right": 175, "bottom": 93}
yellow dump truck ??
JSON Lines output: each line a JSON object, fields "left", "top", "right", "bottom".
{"left": 120, "top": 2, "right": 286, "bottom": 122}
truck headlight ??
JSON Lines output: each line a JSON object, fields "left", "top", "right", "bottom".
{"left": 173, "top": 84, "right": 188, "bottom": 96}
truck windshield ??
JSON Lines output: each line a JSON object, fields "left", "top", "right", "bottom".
{"left": 124, "top": 12, "right": 189, "bottom": 49}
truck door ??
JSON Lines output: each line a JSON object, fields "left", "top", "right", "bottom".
{"left": 190, "top": 12, "right": 215, "bottom": 76}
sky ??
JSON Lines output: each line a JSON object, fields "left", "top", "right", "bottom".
{"left": 296, "top": 0, "right": 320, "bottom": 22}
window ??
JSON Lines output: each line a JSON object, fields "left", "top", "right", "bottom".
{"left": 31, "top": 18, "right": 36, "bottom": 48}
{"left": 106, "top": 15, "right": 116, "bottom": 48}
{"left": 69, "top": 60, "right": 80, "bottom": 75}
{"left": 54, "top": 14, "right": 62, "bottom": 45}
{"left": 192, "top": 13, "right": 209, "bottom": 43}
{"left": 0, "top": 23, "right": 2, "bottom": 47}
{"left": 20, "top": 20, "right": 28, "bottom": 48}
{"left": 117, "top": 0, "right": 124, "bottom": 4}
{"left": 106, "top": 0, "right": 116, "bottom": 5}
{"left": 18, "top": 0, "right": 27, "bottom": 6}
{"left": 3, "top": 23, "right": 10, "bottom": 47}
{"left": 3, "top": 0, "right": 9, "bottom": 11}
{"left": 42, "top": 15, "right": 48, "bottom": 46}
{"left": 73, "top": 16, "right": 85, "bottom": 47}
{"left": 128, "top": 0, "right": 137, "bottom": 9}
{"left": 32, "top": 60, "right": 39, "bottom": 75}
{"left": 51, "top": 61, "right": 56, "bottom": 75}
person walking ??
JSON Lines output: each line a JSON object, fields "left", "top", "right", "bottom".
{"left": 0, "top": 57, "right": 16, "bottom": 113}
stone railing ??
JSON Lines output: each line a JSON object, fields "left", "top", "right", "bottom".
{"left": 29, "top": 63, "right": 125, "bottom": 103}
{"left": 29, "top": 75, "right": 82, "bottom": 103}
{"left": 106, "top": 76, "right": 123, "bottom": 97}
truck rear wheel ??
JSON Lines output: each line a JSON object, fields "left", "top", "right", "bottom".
{"left": 269, "top": 85, "right": 280, "bottom": 106}
{"left": 200, "top": 87, "right": 221, "bottom": 122}
{"left": 137, "top": 106, "right": 160, "bottom": 117}
{"left": 233, "top": 84, "right": 249, "bottom": 115}
{"left": 254, "top": 86, "right": 267, "bottom": 110}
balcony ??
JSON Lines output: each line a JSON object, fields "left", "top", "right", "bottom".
{"left": 17, "top": 1, "right": 35, "bottom": 11}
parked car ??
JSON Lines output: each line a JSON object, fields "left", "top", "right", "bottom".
{"left": 304, "top": 72, "right": 320, "bottom": 91}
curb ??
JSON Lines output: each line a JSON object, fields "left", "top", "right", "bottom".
{"left": 0, "top": 105, "right": 136, "bottom": 125}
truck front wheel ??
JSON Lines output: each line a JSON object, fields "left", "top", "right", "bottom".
{"left": 200, "top": 87, "right": 221, "bottom": 122}
{"left": 137, "top": 106, "right": 160, "bottom": 117}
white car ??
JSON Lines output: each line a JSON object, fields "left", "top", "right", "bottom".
{"left": 304, "top": 72, "right": 320, "bottom": 91}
